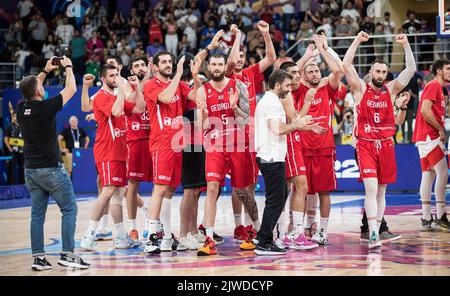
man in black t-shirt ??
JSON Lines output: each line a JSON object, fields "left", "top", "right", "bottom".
{"left": 4, "top": 112, "right": 25, "bottom": 184}
{"left": 16, "top": 56, "right": 90, "bottom": 271}
{"left": 58, "top": 115, "right": 90, "bottom": 176}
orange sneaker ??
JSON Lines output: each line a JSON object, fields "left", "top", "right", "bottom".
{"left": 239, "top": 225, "right": 257, "bottom": 250}
{"left": 197, "top": 236, "right": 217, "bottom": 256}
{"left": 129, "top": 229, "right": 139, "bottom": 241}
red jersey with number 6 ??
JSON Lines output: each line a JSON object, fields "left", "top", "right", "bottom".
{"left": 355, "top": 83, "right": 395, "bottom": 140}
{"left": 203, "top": 79, "right": 242, "bottom": 149}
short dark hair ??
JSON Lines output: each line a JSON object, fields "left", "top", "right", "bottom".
{"left": 371, "top": 59, "right": 389, "bottom": 67}
{"left": 152, "top": 50, "right": 173, "bottom": 66}
{"left": 130, "top": 55, "right": 148, "bottom": 67}
{"left": 19, "top": 75, "right": 38, "bottom": 101}
{"left": 107, "top": 55, "right": 123, "bottom": 66}
{"left": 280, "top": 61, "right": 297, "bottom": 72}
{"left": 384, "top": 12, "right": 390, "bottom": 17}
{"left": 100, "top": 64, "right": 117, "bottom": 78}
{"left": 208, "top": 53, "right": 227, "bottom": 64}
{"left": 431, "top": 59, "right": 450, "bottom": 75}
{"left": 268, "top": 70, "right": 292, "bottom": 90}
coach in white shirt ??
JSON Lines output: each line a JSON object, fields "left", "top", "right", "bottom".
{"left": 253, "top": 70, "right": 312, "bottom": 255}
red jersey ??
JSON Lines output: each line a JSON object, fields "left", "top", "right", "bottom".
{"left": 355, "top": 83, "right": 395, "bottom": 140}
{"left": 413, "top": 80, "right": 446, "bottom": 142}
{"left": 298, "top": 83, "right": 337, "bottom": 149}
{"left": 92, "top": 89, "right": 135, "bottom": 162}
{"left": 287, "top": 87, "right": 304, "bottom": 151}
{"left": 144, "top": 77, "right": 192, "bottom": 151}
{"left": 203, "top": 79, "right": 242, "bottom": 149}
{"left": 228, "top": 63, "right": 265, "bottom": 117}
{"left": 124, "top": 109, "right": 150, "bottom": 142}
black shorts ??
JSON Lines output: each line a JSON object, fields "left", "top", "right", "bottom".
{"left": 182, "top": 144, "right": 206, "bottom": 190}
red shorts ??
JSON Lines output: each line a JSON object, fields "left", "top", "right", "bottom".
{"left": 419, "top": 145, "right": 445, "bottom": 172}
{"left": 285, "top": 148, "right": 306, "bottom": 179}
{"left": 96, "top": 161, "right": 127, "bottom": 187}
{"left": 356, "top": 139, "right": 396, "bottom": 184}
{"left": 126, "top": 139, "right": 152, "bottom": 182}
{"left": 250, "top": 151, "right": 259, "bottom": 184}
{"left": 205, "top": 150, "right": 253, "bottom": 188}
{"left": 151, "top": 150, "right": 182, "bottom": 188}
{"left": 303, "top": 148, "right": 337, "bottom": 194}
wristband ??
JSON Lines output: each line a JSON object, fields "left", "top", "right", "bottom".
{"left": 400, "top": 107, "right": 407, "bottom": 111}
{"left": 41, "top": 69, "right": 49, "bottom": 75}
{"left": 204, "top": 47, "right": 211, "bottom": 56}
{"left": 64, "top": 65, "right": 73, "bottom": 69}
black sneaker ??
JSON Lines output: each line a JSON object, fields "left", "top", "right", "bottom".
{"left": 420, "top": 216, "right": 434, "bottom": 231}
{"left": 144, "top": 233, "right": 161, "bottom": 254}
{"left": 57, "top": 253, "right": 90, "bottom": 269}
{"left": 432, "top": 213, "right": 450, "bottom": 232}
{"left": 379, "top": 230, "right": 402, "bottom": 243}
{"left": 31, "top": 256, "right": 53, "bottom": 271}
{"left": 254, "top": 242, "right": 288, "bottom": 256}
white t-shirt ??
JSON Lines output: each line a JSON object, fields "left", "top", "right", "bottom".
{"left": 255, "top": 91, "right": 287, "bottom": 162}
{"left": 15, "top": 50, "right": 31, "bottom": 69}
{"left": 56, "top": 24, "right": 74, "bottom": 45}
{"left": 383, "top": 20, "right": 396, "bottom": 42}
{"left": 281, "top": 0, "right": 294, "bottom": 14}
{"left": 18, "top": 0, "right": 33, "bottom": 18}
{"left": 344, "top": 92, "right": 355, "bottom": 108}
{"left": 340, "top": 9, "right": 360, "bottom": 22}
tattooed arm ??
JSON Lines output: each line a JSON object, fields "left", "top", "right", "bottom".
{"left": 233, "top": 80, "right": 250, "bottom": 126}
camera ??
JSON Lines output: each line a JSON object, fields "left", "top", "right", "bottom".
{"left": 52, "top": 57, "right": 63, "bottom": 67}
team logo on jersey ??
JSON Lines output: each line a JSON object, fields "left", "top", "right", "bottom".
{"left": 114, "top": 128, "right": 121, "bottom": 137}
{"left": 295, "top": 133, "right": 301, "bottom": 142}
{"left": 131, "top": 122, "right": 140, "bottom": 130}
{"left": 170, "top": 95, "right": 180, "bottom": 103}
{"left": 228, "top": 87, "right": 233, "bottom": 94}
{"left": 308, "top": 97, "right": 322, "bottom": 105}
{"left": 363, "top": 168, "right": 376, "bottom": 174}
{"left": 218, "top": 95, "right": 224, "bottom": 100}
{"left": 112, "top": 177, "right": 123, "bottom": 182}
{"left": 24, "top": 109, "right": 31, "bottom": 115}
{"left": 374, "top": 95, "right": 379, "bottom": 100}
{"left": 164, "top": 117, "right": 172, "bottom": 126}
{"left": 364, "top": 124, "right": 371, "bottom": 133}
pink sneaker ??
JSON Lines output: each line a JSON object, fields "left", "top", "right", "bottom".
{"left": 291, "top": 234, "right": 319, "bottom": 250}
{"left": 281, "top": 235, "right": 293, "bottom": 248}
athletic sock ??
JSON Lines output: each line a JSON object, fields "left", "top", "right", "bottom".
{"left": 292, "top": 211, "right": 304, "bottom": 236}
{"left": 128, "top": 219, "right": 137, "bottom": 231}
{"left": 114, "top": 222, "right": 126, "bottom": 239}
{"left": 86, "top": 220, "right": 99, "bottom": 236}
{"left": 320, "top": 217, "right": 329, "bottom": 234}
{"left": 234, "top": 214, "right": 242, "bottom": 227}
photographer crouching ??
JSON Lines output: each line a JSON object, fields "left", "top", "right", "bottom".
{"left": 17, "top": 56, "right": 90, "bottom": 271}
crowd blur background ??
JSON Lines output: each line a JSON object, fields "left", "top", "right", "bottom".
{"left": 0, "top": 0, "right": 449, "bottom": 184}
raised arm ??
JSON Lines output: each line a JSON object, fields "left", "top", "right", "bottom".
{"left": 387, "top": 34, "right": 416, "bottom": 99}
{"left": 37, "top": 57, "right": 58, "bottom": 84}
{"left": 312, "top": 34, "right": 342, "bottom": 90}
{"left": 226, "top": 25, "right": 242, "bottom": 75}
{"left": 158, "top": 56, "right": 185, "bottom": 103}
{"left": 257, "top": 20, "right": 277, "bottom": 73}
{"left": 127, "top": 75, "right": 145, "bottom": 113}
{"left": 81, "top": 74, "right": 95, "bottom": 112}
{"left": 197, "top": 29, "right": 224, "bottom": 66}
{"left": 59, "top": 56, "right": 77, "bottom": 106}
{"left": 195, "top": 86, "right": 209, "bottom": 130}
{"left": 343, "top": 32, "right": 367, "bottom": 103}
{"left": 299, "top": 88, "right": 316, "bottom": 117}
{"left": 296, "top": 43, "right": 320, "bottom": 79}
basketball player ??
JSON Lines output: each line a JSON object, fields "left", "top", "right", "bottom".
{"left": 291, "top": 34, "right": 344, "bottom": 246}
{"left": 343, "top": 31, "right": 416, "bottom": 249}
{"left": 413, "top": 59, "right": 450, "bottom": 231}
{"left": 195, "top": 53, "right": 253, "bottom": 256}
{"left": 80, "top": 64, "right": 146, "bottom": 250}
{"left": 143, "top": 51, "right": 196, "bottom": 254}
{"left": 226, "top": 21, "right": 276, "bottom": 240}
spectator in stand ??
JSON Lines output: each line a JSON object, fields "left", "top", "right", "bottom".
{"left": 110, "top": 12, "right": 127, "bottom": 38}
{"left": 85, "top": 0, "right": 107, "bottom": 28}
{"left": 9, "top": 13, "right": 24, "bottom": 45}
{"left": 247, "top": 23, "right": 262, "bottom": 52}
{"left": 360, "top": 16, "right": 375, "bottom": 71}
{"left": 70, "top": 29, "right": 86, "bottom": 84}
{"left": 42, "top": 35, "right": 56, "bottom": 60}
{"left": 285, "top": 18, "right": 299, "bottom": 48}
{"left": 128, "top": 7, "right": 142, "bottom": 28}
{"left": 317, "top": 17, "right": 333, "bottom": 39}
{"left": 401, "top": 10, "right": 421, "bottom": 44}
{"left": 82, "top": 16, "right": 96, "bottom": 41}
{"left": 87, "top": 31, "right": 104, "bottom": 61}
{"left": 305, "top": 9, "right": 322, "bottom": 29}
{"left": 281, "top": 0, "right": 295, "bottom": 31}
{"left": 200, "top": 20, "right": 218, "bottom": 49}
{"left": 126, "top": 26, "right": 141, "bottom": 50}
{"left": 146, "top": 38, "right": 165, "bottom": 57}
{"left": 148, "top": 10, "right": 163, "bottom": 43}
{"left": 163, "top": 14, "right": 179, "bottom": 56}
{"left": 260, "top": 3, "right": 274, "bottom": 25}
{"left": 383, "top": 12, "right": 396, "bottom": 64}
{"left": 27, "top": 11, "right": 47, "bottom": 53}
{"left": 296, "top": 21, "right": 314, "bottom": 56}
{"left": 335, "top": 17, "right": 353, "bottom": 57}
{"left": 178, "top": 34, "right": 192, "bottom": 56}
{"left": 17, "top": 0, "right": 34, "bottom": 40}
{"left": 184, "top": 18, "right": 198, "bottom": 51}
{"left": 4, "top": 112, "right": 25, "bottom": 184}
{"left": 340, "top": 0, "right": 360, "bottom": 23}
{"left": 299, "top": 0, "right": 311, "bottom": 22}
{"left": 418, "top": 19, "right": 434, "bottom": 70}
{"left": 132, "top": 0, "right": 150, "bottom": 19}
{"left": 373, "top": 23, "right": 386, "bottom": 60}
{"left": 15, "top": 44, "right": 31, "bottom": 77}
{"left": 85, "top": 54, "right": 101, "bottom": 81}
{"left": 97, "top": 16, "right": 110, "bottom": 42}
{"left": 55, "top": 17, "right": 74, "bottom": 46}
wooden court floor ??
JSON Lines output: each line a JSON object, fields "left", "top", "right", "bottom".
{"left": 0, "top": 194, "right": 449, "bottom": 276}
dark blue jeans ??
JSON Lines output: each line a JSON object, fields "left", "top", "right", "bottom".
{"left": 25, "top": 164, "right": 77, "bottom": 256}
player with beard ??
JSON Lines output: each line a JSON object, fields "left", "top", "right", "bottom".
{"left": 288, "top": 34, "right": 344, "bottom": 246}
{"left": 225, "top": 21, "right": 276, "bottom": 243}
{"left": 80, "top": 64, "right": 146, "bottom": 251}
{"left": 343, "top": 32, "right": 416, "bottom": 249}
{"left": 143, "top": 51, "right": 197, "bottom": 254}
{"left": 413, "top": 59, "right": 450, "bottom": 232}
{"left": 195, "top": 53, "right": 254, "bottom": 256}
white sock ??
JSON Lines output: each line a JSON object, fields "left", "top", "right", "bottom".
{"left": 206, "top": 227, "right": 214, "bottom": 238}
{"left": 376, "top": 185, "right": 387, "bottom": 228}
{"left": 234, "top": 214, "right": 242, "bottom": 227}
{"left": 292, "top": 211, "right": 304, "bottom": 236}
{"left": 139, "top": 202, "right": 149, "bottom": 220}
{"left": 115, "top": 222, "right": 127, "bottom": 239}
{"left": 244, "top": 212, "right": 252, "bottom": 226}
{"left": 368, "top": 219, "right": 377, "bottom": 235}
{"left": 320, "top": 217, "right": 329, "bottom": 234}
{"left": 128, "top": 219, "right": 137, "bottom": 231}
{"left": 147, "top": 219, "right": 158, "bottom": 235}
{"left": 420, "top": 171, "right": 433, "bottom": 220}
{"left": 86, "top": 220, "right": 99, "bottom": 236}
{"left": 161, "top": 198, "right": 172, "bottom": 239}
{"left": 435, "top": 158, "right": 448, "bottom": 219}
{"left": 306, "top": 215, "right": 315, "bottom": 228}
{"left": 364, "top": 178, "right": 378, "bottom": 235}
{"left": 201, "top": 217, "right": 205, "bottom": 226}
{"left": 99, "top": 215, "right": 109, "bottom": 229}
{"left": 156, "top": 219, "right": 163, "bottom": 233}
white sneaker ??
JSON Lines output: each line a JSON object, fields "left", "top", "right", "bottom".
{"left": 311, "top": 229, "right": 328, "bottom": 245}
{"left": 114, "top": 236, "right": 141, "bottom": 249}
{"left": 180, "top": 234, "right": 203, "bottom": 250}
{"left": 273, "top": 238, "right": 286, "bottom": 250}
{"left": 160, "top": 238, "right": 173, "bottom": 252}
{"left": 95, "top": 227, "right": 113, "bottom": 241}
{"left": 80, "top": 235, "right": 96, "bottom": 251}
{"left": 193, "top": 232, "right": 206, "bottom": 243}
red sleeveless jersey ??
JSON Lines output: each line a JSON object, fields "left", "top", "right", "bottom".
{"left": 298, "top": 83, "right": 337, "bottom": 149}
{"left": 355, "top": 83, "right": 395, "bottom": 140}
{"left": 203, "top": 79, "right": 243, "bottom": 149}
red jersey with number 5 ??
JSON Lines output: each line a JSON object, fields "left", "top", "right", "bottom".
{"left": 203, "top": 79, "right": 242, "bottom": 149}
{"left": 355, "top": 83, "right": 395, "bottom": 140}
